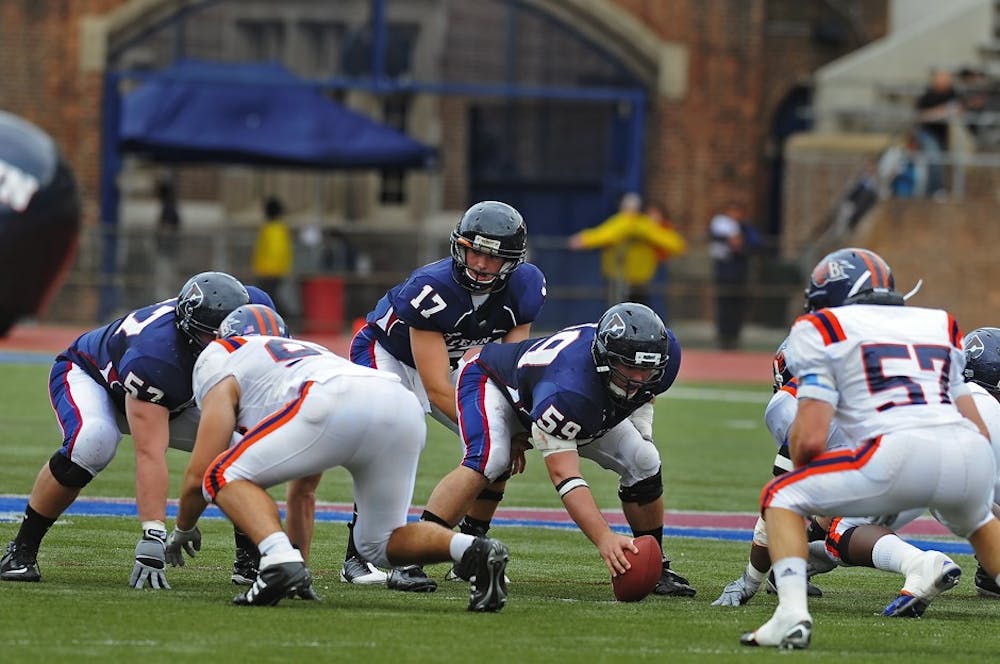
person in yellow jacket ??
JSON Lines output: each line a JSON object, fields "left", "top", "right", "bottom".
{"left": 252, "top": 196, "right": 294, "bottom": 315}
{"left": 568, "top": 192, "right": 686, "bottom": 310}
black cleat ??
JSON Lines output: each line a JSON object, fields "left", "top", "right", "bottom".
{"left": 975, "top": 562, "right": 1000, "bottom": 599}
{"left": 231, "top": 543, "right": 260, "bottom": 586}
{"left": 464, "top": 537, "right": 509, "bottom": 612}
{"left": 233, "top": 555, "right": 311, "bottom": 607}
{"left": 386, "top": 565, "right": 438, "bottom": 592}
{"left": 0, "top": 541, "right": 40, "bottom": 582}
{"left": 653, "top": 561, "right": 696, "bottom": 597}
{"left": 766, "top": 570, "right": 823, "bottom": 597}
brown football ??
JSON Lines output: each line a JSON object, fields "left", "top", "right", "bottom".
{"left": 611, "top": 534, "right": 661, "bottom": 602}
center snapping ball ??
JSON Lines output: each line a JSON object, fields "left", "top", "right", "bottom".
{"left": 611, "top": 534, "right": 661, "bottom": 602}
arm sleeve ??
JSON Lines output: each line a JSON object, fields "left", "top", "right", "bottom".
{"left": 192, "top": 343, "right": 234, "bottom": 409}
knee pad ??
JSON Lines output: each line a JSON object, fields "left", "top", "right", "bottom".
{"left": 476, "top": 488, "right": 504, "bottom": 503}
{"left": 828, "top": 524, "right": 857, "bottom": 565}
{"left": 752, "top": 516, "right": 769, "bottom": 547}
{"left": 48, "top": 451, "right": 94, "bottom": 488}
{"left": 772, "top": 443, "right": 793, "bottom": 476}
{"left": 618, "top": 468, "right": 663, "bottom": 506}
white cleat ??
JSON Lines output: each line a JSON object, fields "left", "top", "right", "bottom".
{"left": 884, "top": 551, "right": 961, "bottom": 618}
{"left": 340, "top": 555, "right": 389, "bottom": 585}
{"left": 740, "top": 608, "right": 813, "bottom": 650}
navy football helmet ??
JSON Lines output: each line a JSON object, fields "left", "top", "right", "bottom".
{"left": 450, "top": 201, "right": 527, "bottom": 293}
{"left": 772, "top": 337, "right": 794, "bottom": 393}
{"left": 804, "top": 247, "right": 903, "bottom": 312}
{"left": 963, "top": 327, "right": 1000, "bottom": 396}
{"left": 0, "top": 110, "right": 81, "bottom": 336}
{"left": 175, "top": 271, "right": 250, "bottom": 349}
{"left": 219, "top": 304, "right": 289, "bottom": 339}
{"left": 592, "top": 302, "right": 671, "bottom": 406}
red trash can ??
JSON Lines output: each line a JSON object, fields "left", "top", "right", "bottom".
{"left": 300, "top": 276, "right": 344, "bottom": 334}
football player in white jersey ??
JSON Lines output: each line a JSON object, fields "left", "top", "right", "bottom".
{"left": 163, "top": 305, "right": 509, "bottom": 611}
{"left": 715, "top": 338, "right": 957, "bottom": 617}
{"left": 961, "top": 326, "right": 1000, "bottom": 597}
{"left": 740, "top": 248, "right": 1000, "bottom": 650}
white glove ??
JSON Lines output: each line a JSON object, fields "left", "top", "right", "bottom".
{"left": 711, "top": 570, "right": 761, "bottom": 606}
{"left": 165, "top": 526, "right": 202, "bottom": 567}
{"left": 129, "top": 527, "right": 170, "bottom": 590}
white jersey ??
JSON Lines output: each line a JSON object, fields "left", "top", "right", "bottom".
{"left": 969, "top": 382, "right": 1000, "bottom": 503}
{"left": 764, "top": 380, "right": 851, "bottom": 452}
{"left": 193, "top": 335, "right": 399, "bottom": 430}
{"left": 786, "top": 304, "right": 971, "bottom": 445}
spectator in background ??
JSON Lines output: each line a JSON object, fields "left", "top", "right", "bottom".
{"left": 645, "top": 201, "right": 687, "bottom": 322}
{"left": 914, "top": 69, "right": 961, "bottom": 198}
{"left": 708, "top": 202, "right": 756, "bottom": 350}
{"left": 568, "top": 192, "right": 686, "bottom": 313}
{"left": 154, "top": 177, "right": 182, "bottom": 301}
{"left": 251, "top": 196, "right": 294, "bottom": 315}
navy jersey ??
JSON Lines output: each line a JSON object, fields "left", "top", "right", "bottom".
{"left": 59, "top": 300, "right": 196, "bottom": 415}
{"left": 364, "top": 257, "right": 546, "bottom": 367}
{"left": 57, "top": 289, "right": 272, "bottom": 416}
{"left": 477, "top": 323, "right": 681, "bottom": 440}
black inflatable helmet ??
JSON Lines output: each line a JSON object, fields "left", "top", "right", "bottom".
{"left": 175, "top": 271, "right": 250, "bottom": 349}
{"left": 592, "top": 302, "right": 671, "bottom": 406}
{"left": 963, "top": 327, "right": 1000, "bottom": 396}
{"left": 450, "top": 201, "right": 527, "bottom": 293}
{"left": 0, "top": 110, "right": 81, "bottom": 335}
{"left": 218, "top": 304, "right": 289, "bottom": 339}
{"left": 804, "top": 247, "right": 903, "bottom": 312}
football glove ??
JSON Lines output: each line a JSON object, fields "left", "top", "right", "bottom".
{"left": 711, "top": 570, "right": 761, "bottom": 606}
{"left": 165, "top": 526, "right": 202, "bottom": 567}
{"left": 130, "top": 527, "right": 170, "bottom": 590}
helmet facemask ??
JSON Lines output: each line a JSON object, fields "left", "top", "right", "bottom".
{"left": 592, "top": 304, "right": 670, "bottom": 406}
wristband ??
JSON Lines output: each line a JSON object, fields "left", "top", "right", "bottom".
{"left": 556, "top": 476, "right": 589, "bottom": 498}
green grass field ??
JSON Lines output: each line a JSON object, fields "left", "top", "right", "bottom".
{"left": 1, "top": 362, "right": 998, "bottom": 662}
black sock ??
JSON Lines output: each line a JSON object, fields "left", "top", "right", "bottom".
{"left": 458, "top": 516, "right": 491, "bottom": 538}
{"left": 15, "top": 505, "right": 56, "bottom": 550}
{"left": 233, "top": 527, "right": 259, "bottom": 558}
{"left": 631, "top": 526, "right": 665, "bottom": 560}
{"left": 345, "top": 505, "right": 361, "bottom": 559}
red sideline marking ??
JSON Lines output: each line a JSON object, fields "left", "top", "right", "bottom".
{"left": 1, "top": 325, "right": 773, "bottom": 383}
{"left": 305, "top": 502, "right": 952, "bottom": 537}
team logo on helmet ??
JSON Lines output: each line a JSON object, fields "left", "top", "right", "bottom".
{"left": 811, "top": 258, "right": 852, "bottom": 287}
{"left": 966, "top": 333, "right": 986, "bottom": 359}
{"left": 604, "top": 313, "right": 627, "bottom": 339}
{"left": 179, "top": 282, "right": 205, "bottom": 315}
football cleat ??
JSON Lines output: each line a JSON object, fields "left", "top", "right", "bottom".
{"left": 975, "top": 562, "right": 1000, "bottom": 599}
{"left": 232, "top": 552, "right": 311, "bottom": 607}
{"left": 231, "top": 544, "right": 260, "bottom": 586}
{"left": 445, "top": 560, "right": 511, "bottom": 585}
{"left": 883, "top": 551, "right": 961, "bottom": 618}
{"left": 653, "top": 561, "right": 696, "bottom": 597}
{"left": 740, "top": 611, "right": 813, "bottom": 650}
{"left": 340, "top": 554, "right": 388, "bottom": 585}
{"left": 386, "top": 565, "right": 438, "bottom": 593}
{"left": 0, "top": 541, "right": 41, "bottom": 582}
{"left": 464, "top": 537, "right": 509, "bottom": 612}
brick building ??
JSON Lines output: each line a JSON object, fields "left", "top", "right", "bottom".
{"left": 0, "top": 0, "right": 888, "bottom": 329}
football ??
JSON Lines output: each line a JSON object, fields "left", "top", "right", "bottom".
{"left": 611, "top": 534, "right": 662, "bottom": 602}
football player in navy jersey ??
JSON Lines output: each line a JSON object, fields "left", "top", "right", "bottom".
{"left": 420, "top": 302, "right": 697, "bottom": 595}
{"left": 0, "top": 271, "right": 269, "bottom": 589}
{"left": 283, "top": 201, "right": 546, "bottom": 591}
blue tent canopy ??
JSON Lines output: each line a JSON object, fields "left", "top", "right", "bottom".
{"left": 120, "top": 60, "right": 436, "bottom": 169}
